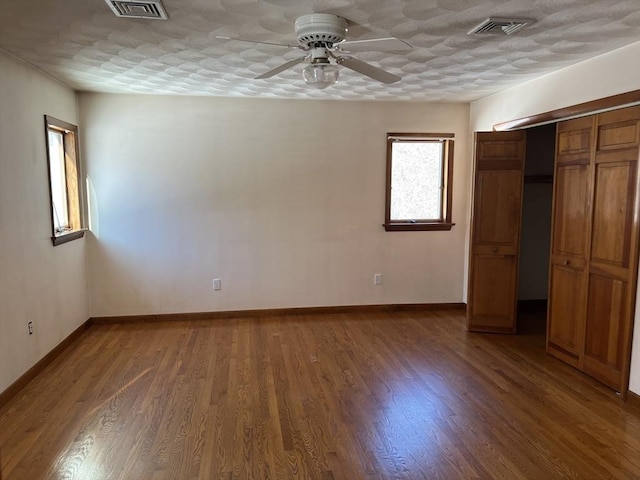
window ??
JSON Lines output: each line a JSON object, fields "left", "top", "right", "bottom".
{"left": 44, "top": 115, "right": 85, "bottom": 245}
{"left": 384, "top": 133, "right": 454, "bottom": 231}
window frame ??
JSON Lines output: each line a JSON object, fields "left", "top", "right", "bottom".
{"left": 44, "top": 115, "right": 85, "bottom": 246}
{"left": 383, "top": 132, "right": 455, "bottom": 232}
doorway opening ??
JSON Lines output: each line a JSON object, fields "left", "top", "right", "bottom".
{"left": 516, "top": 123, "right": 556, "bottom": 334}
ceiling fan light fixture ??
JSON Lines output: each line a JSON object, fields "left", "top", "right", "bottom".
{"left": 250, "top": 15, "right": 405, "bottom": 85}
{"left": 302, "top": 63, "right": 339, "bottom": 89}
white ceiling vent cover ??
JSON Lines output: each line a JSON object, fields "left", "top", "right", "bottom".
{"left": 468, "top": 17, "right": 534, "bottom": 35}
{"left": 105, "top": 0, "right": 168, "bottom": 20}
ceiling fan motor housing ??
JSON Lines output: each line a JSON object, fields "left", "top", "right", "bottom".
{"left": 295, "top": 13, "right": 348, "bottom": 48}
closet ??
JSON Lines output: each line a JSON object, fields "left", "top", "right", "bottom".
{"left": 547, "top": 105, "right": 640, "bottom": 391}
{"left": 467, "top": 104, "right": 640, "bottom": 394}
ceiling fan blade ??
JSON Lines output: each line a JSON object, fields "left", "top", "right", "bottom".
{"left": 255, "top": 57, "right": 307, "bottom": 79}
{"left": 215, "top": 36, "right": 300, "bottom": 49}
{"left": 338, "top": 37, "right": 412, "bottom": 53}
{"left": 336, "top": 57, "right": 400, "bottom": 84}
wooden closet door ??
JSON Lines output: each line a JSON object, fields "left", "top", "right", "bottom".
{"left": 547, "top": 116, "right": 594, "bottom": 367}
{"left": 467, "top": 131, "right": 525, "bottom": 333}
{"left": 582, "top": 105, "right": 640, "bottom": 391}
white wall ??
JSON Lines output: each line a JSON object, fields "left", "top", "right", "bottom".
{"left": 0, "top": 52, "right": 90, "bottom": 393}
{"left": 470, "top": 42, "right": 640, "bottom": 395}
{"left": 632, "top": 263, "right": 640, "bottom": 395}
{"left": 471, "top": 42, "right": 640, "bottom": 130}
{"left": 79, "top": 93, "right": 469, "bottom": 317}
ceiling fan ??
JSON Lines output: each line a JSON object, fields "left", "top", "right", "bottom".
{"left": 216, "top": 13, "right": 412, "bottom": 89}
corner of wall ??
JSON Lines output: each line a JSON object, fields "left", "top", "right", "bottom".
{"left": 0, "top": 51, "right": 90, "bottom": 393}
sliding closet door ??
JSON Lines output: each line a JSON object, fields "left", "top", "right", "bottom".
{"left": 547, "top": 116, "right": 594, "bottom": 367}
{"left": 467, "top": 131, "right": 525, "bottom": 333}
{"left": 582, "top": 105, "right": 640, "bottom": 391}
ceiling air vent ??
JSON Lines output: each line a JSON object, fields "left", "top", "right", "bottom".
{"left": 105, "top": 0, "right": 168, "bottom": 20}
{"left": 468, "top": 17, "right": 533, "bottom": 36}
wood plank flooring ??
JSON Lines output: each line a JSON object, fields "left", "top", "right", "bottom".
{"left": 1, "top": 309, "right": 639, "bottom": 479}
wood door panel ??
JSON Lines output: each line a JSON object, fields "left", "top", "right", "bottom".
{"left": 557, "top": 129, "right": 591, "bottom": 156}
{"left": 583, "top": 274, "right": 628, "bottom": 389}
{"left": 551, "top": 165, "right": 589, "bottom": 257}
{"left": 583, "top": 357, "right": 622, "bottom": 391}
{"left": 546, "top": 117, "right": 593, "bottom": 365}
{"left": 588, "top": 262, "right": 629, "bottom": 282}
{"left": 547, "top": 265, "right": 583, "bottom": 358}
{"left": 467, "top": 131, "right": 525, "bottom": 333}
{"left": 558, "top": 128, "right": 591, "bottom": 154}
{"left": 478, "top": 141, "right": 522, "bottom": 161}
{"left": 556, "top": 115, "right": 593, "bottom": 164}
{"left": 476, "top": 131, "right": 526, "bottom": 165}
{"left": 582, "top": 105, "right": 640, "bottom": 393}
{"left": 469, "top": 255, "right": 517, "bottom": 329}
{"left": 598, "top": 124, "right": 638, "bottom": 150}
{"left": 596, "top": 111, "right": 640, "bottom": 152}
{"left": 473, "top": 170, "right": 522, "bottom": 246}
{"left": 591, "top": 162, "right": 636, "bottom": 267}
{"left": 546, "top": 105, "right": 640, "bottom": 394}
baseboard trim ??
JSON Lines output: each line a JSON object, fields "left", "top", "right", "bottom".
{"left": 91, "top": 302, "right": 467, "bottom": 324}
{"left": 1, "top": 303, "right": 465, "bottom": 407}
{"left": 0, "top": 318, "right": 91, "bottom": 409}
{"left": 628, "top": 390, "right": 640, "bottom": 409}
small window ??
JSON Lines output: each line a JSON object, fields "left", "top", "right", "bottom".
{"left": 384, "top": 133, "right": 455, "bottom": 231}
{"left": 44, "top": 115, "right": 85, "bottom": 245}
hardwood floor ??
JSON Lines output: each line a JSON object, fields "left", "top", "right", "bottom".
{"left": 1, "top": 309, "right": 639, "bottom": 479}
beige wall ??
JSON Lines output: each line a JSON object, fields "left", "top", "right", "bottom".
{"left": 79, "top": 93, "right": 470, "bottom": 317}
{"left": 0, "top": 52, "right": 90, "bottom": 392}
{"left": 469, "top": 42, "right": 640, "bottom": 395}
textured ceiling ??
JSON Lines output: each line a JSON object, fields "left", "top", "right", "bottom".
{"left": 0, "top": 0, "right": 638, "bottom": 102}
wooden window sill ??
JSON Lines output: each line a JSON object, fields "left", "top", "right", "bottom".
{"left": 383, "top": 222, "right": 455, "bottom": 232}
{"left": 51, "top": 229, "right": 85, "bottom": 246}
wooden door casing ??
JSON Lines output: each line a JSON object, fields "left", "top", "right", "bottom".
{"left": 467, "top": 131, "right": 525, "bottom": 333}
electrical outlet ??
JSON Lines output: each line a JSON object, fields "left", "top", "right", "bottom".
{"left": 28, "top": 321, "right": 33, "bottom": 335}
{"left": 213, "top": 278, "right": 222, "bottom": 291}
{"left": 374, "top": 273, "right": 383, "bottom": 285}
